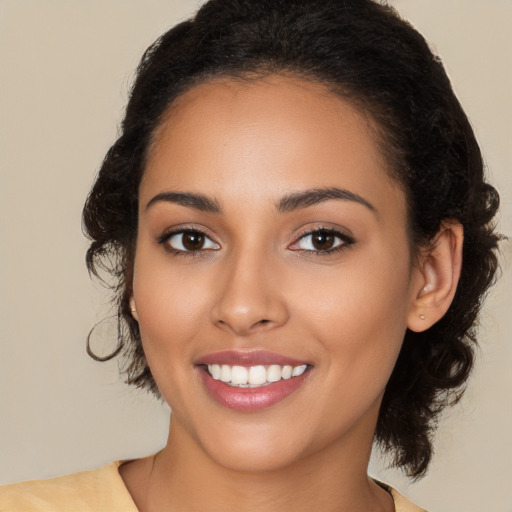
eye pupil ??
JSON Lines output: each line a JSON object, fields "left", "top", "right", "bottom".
{"left": 312, "top": 231, "right": 334, "bottom": 250}
{"left": 183, "top": 232, "right": 204, "bottom": 250}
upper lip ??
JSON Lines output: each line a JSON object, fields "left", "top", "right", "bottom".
{"left": 196, "top": 349, "right": 309, "bottom": 367}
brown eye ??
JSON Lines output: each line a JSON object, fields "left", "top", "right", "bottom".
{"left": 311, "top": 231, "right": 335, "bottom": 250}
{"left": 182, "top": 231, "right": 205, "bottom": 250}
{"left": 166, "top": 230, "right": 220, "bottom": 252}
{"left": 291, "top": 228, "right": 352, "bottom": 253}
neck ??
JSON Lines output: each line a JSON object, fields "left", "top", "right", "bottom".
{"left": 124, "top": 415, "right": 394, "bottom": 512}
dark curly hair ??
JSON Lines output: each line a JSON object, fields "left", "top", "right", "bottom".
{"left": 82, "top": 0, "right": 500, "bottom": 479}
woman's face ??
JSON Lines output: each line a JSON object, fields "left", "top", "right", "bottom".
{"left": 132, "top": 75, "right": 422, "bottom": 472}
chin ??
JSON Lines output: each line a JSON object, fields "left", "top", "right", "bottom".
{"left": 196, "top": 421, "right": 313, "bottom": 473}
{"left": 207, "top": 442, "right": 303, "bottom": 474}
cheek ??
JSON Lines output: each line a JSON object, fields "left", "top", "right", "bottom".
{"left": 131, "top": 242, "right": 214, "bottom": 380}
{"left": 132, "top": 267, "right": 213, "bottom": 410}
{"left": 286, "top": 251, "right": 411, "bottom": 439}
{"left": 134, "top": 281, "right": 210, "bottom": 353}
{"left": 293, "top": 243, "right": 412, "bottom": 378}
{"left": 298, "top": 241, "right": 410, "bottom": 318}
{"left": 133, "top": 230, "right": 212, "bottom": 322}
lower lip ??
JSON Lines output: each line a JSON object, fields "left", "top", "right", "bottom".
{"left": 198, "top": 367, "right": 310, "bottom": 412}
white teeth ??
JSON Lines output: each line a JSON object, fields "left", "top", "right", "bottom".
{"left": 292, "top": 364, "right": 307, "bottom": 377}
{"left": 231, "top": 365, "right": 248, "bottom": 385}
{"left": 220, "top": 364, "right": 231, "bottom": 383}
{"left": 248, "top": 365, "right": 267, "bottom": 386}
{"left": 281, "top": 365, "right": 293, "bottom": 379}
{"left": 206, "top": 363, "right": 308, "bottom": 387}
{"left": 267, "top": 364, "right": 282, "bottom": 383}
{"left": 210, "top": 364, "right": 221, "bottom": 380}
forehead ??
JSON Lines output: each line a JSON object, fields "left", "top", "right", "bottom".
{"left": 141, "top": 75, "right": 404, "bottom": 217}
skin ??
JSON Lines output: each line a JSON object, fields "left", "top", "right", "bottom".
{"left": 119, "top": 75, "right": 463, "bottom": 512}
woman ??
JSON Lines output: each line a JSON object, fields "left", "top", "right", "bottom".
{"left": 0, "top": 0, "right": 501, "bottom": 510}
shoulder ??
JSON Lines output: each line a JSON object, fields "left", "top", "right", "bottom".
{"left": 374, "top": 479, "right": 427, "bottom": 512}
{"left": 388, "top": 485, "right": 428, "bottom": 512}
{"left": 0, "top": 461, "right": 138, "bottom": 512}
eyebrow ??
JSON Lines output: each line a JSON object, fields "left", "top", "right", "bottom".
{"left": 146, "top": 192, "right": 222, "bottom": 213}
{"left": 277, "top": 187, "right": 376, "bottom": 213}
{"left": 145, "top": 186, "right": 376, "bottom": 215}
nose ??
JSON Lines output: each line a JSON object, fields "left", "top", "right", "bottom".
{"left": 210, "top": 250, "right": 289, "bottom": 336}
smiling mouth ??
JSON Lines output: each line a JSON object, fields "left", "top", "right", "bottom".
{"left": 205, "top": 363, "right": 309, "bottom": 388}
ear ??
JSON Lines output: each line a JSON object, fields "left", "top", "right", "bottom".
{"left": 407, "top": 220, "right": 463, "bottom": 332}
{"left": 129, "top": 296, "right": 139, "bottom": 321}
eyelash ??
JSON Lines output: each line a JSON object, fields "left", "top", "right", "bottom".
{"left": 290, "top": 227, "right": 354, "bottom": 256}
{"left": 157, "top": 228, "right": 219, "bottom": 257}
{"left": 157, "top": 227, "right": 354, "bottom": 257}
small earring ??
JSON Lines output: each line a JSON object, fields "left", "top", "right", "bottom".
{"left": 419, "top": 314, "right": 425, "bottom": 320}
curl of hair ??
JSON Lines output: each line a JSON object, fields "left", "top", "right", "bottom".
{"left": 82, "top": 0, "right": 500, "bottom": 478}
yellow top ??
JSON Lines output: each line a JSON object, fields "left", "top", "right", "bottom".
{"left": 0, "top": 461, "right": 426, "bottom": 512}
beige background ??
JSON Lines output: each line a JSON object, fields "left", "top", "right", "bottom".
{"left": 0, "top": 1, "right": 511, "bottom": 511}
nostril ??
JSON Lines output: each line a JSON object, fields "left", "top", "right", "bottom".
{"left": 251, "top": 319, "right": 272, "bottom": 330}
